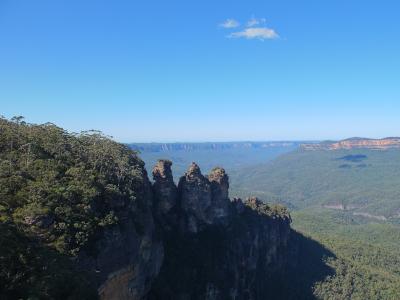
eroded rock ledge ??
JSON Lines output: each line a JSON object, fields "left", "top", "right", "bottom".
{"left": 98, "top": 160, "right": 292, "bottom": 300}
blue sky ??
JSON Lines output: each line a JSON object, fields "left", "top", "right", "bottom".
{"left": 1, "top": 0, "right": 399, "bottom": 142}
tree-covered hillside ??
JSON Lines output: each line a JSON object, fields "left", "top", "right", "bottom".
{"left": 230, "top": 149, "right": 400, "bottom": 218}
{"left": 0, "top": 116, "right": 146, "bottom": 299}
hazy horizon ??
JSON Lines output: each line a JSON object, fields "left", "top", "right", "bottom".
{"left": 2, "top": 113, "right": 399, "bottom": 143}
{"left": 127, "top": 137, "right": 400, "bottom": 144}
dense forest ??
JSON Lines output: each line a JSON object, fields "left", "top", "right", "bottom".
{"left": 0, "top": 116, "right": 146, "bottom": 298}
{"left": 293, "top": 209, "right": 400, "bottom": 299}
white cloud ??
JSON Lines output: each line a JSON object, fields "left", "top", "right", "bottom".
{"left": 220, "top": 19, "right": 240, "bottom": 28}
{"left": 229, "top": 27, "right": 279, "bottom": 40}
{"left": 246, "top": 17, "right": 266, "bottom": 27}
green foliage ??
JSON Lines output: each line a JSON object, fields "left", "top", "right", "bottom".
{"left": 244, "top": 197, "right": 291, "bottom": 220}
{"left": 0, "top": 223, "right": 97, "bottom": 299}
{"left": 0, "top": 116, "right": 145, "bottom": 298}
{"left": 292, "top": 209, "right": 400, "bottom": 299}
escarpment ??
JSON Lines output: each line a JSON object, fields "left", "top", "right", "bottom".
{"left": 101, "top": 160, "right": 335, "bottom": 300}
{"left": 301, "top": 137, "right": 400, "bottom": 150}
{"left": 148, "top": 161, "right": 293, "bottom": 300}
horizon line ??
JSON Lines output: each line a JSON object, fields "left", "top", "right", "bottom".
{"left": 124, "top": 136, "right": 400, "bottom": 144}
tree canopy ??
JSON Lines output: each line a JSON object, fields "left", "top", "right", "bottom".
{"left": 0, "top": 116, "right": 145, "bottom": 298}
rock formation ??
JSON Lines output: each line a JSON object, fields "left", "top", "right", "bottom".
{"left": 152, "top": 160, "right": 178, "bottom": 229}
{"left": 149, "top": 161, "right": 292, "bottom": 300}
{"left": 152, "top": 160, "right": 177, "bottom": 214}
{"left": 177, "top": 163, "right": 231, "bottom": 233}
{"left": 208, "top": 167, "right": 230, "bottom": 219}
{"left": 18, "top": 157, "right": 294, "bottom": 300}
{"left": 178, "top": 162, "right": 214, "bottom": 233}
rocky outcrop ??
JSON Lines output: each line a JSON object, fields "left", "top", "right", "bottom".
{"left": 152, "top": 160, "right": 177, "bottom": 214}
{"left": 80, "top": 160, "right": 293, "bottom": 300}
{"left": 302, "top": 137, "right": 400, "bottom": 150}
{"left": 149, "top": 161, "right": 293, "bottom": 300}
{"left": 208, "top": 167, "right": 230, "bottom": 214}
{"left": 178, "top": 162, "right": 213, "bottom": 233}
{"left": 152, "top": 160, "right": 178, "bottom": 229}
{"left": 177, "top": 163, "right": 231, "bottom": 233}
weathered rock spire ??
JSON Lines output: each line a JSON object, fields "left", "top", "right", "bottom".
{"left": 174, "top": 163, "right": 231, "bottom": 232}
{"left": 208, "top": 167, "right": 229, "bottom": 201}
{"left": 152, "top": 160, "right": 177, "bottom": 218}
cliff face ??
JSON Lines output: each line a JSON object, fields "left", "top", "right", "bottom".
{"left": 129, "top": 142, "right": 301, "bottom": 152}
{"left": 91, "top": 160, "right": 294, "bottom": 299}
{"left": 81, "top": 169, "right": 164, "bottom": 300}
{"left": 301, "top": 137, "right": 400, "bottom": 150}
{"left": 148, "top": 161, "right": 292, "bottom": 300}
{"left": 90, "top": 160, "right": 293, "bottom": 299}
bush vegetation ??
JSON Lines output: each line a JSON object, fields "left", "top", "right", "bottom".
{"left": 0, "top": 116, "right": 145, "bottom": 298}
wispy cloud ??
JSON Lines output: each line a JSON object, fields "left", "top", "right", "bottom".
{"left": 246, "top": 17, "right": 266, "bottom": 27}
{"left": 229, "top": 27, "right": 279, "bottom": 40}
{"left": 220, "top": 18, "right": 240, "bottom": 28}
{"left": 220, "top": 16, "right": 279, "bottom": 41}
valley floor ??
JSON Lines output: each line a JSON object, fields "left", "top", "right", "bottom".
{"left": 292, "top": 208, "right": 400, "bottom": 299}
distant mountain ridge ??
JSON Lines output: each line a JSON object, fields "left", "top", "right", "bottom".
{"left": 301, "top": 137, "right": 400, "bottom": 150}
{"left": 129, "top": 141, "right": 305, "bottom": 152}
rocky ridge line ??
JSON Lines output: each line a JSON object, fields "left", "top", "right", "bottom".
{"left": 301, "top": 137, "right": 400, "bottom": 150}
